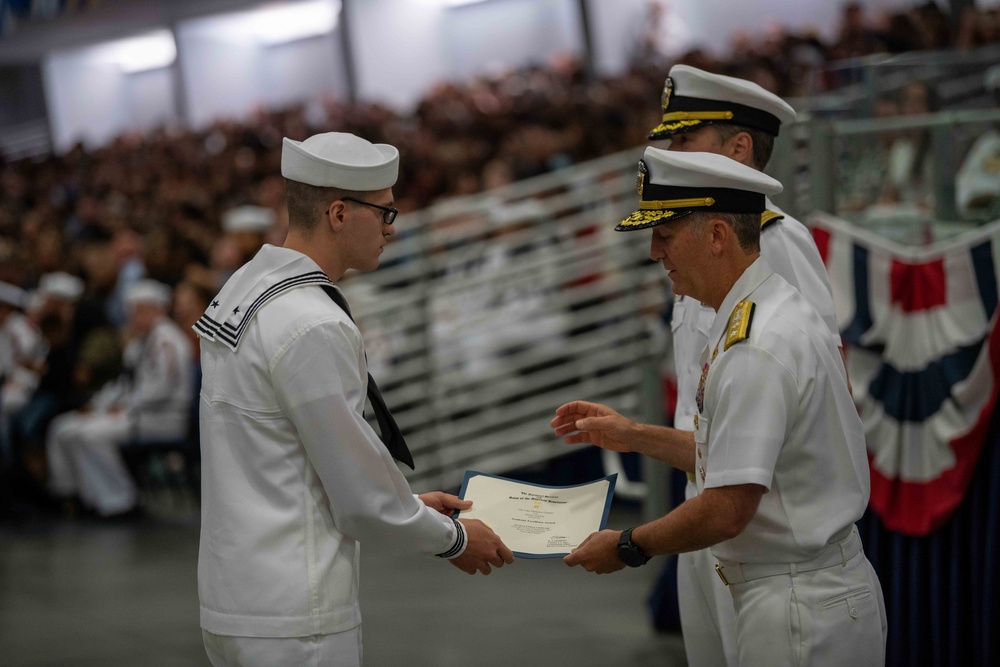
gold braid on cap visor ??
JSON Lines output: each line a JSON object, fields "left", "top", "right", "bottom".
{"left": 618, "top": 209, "right": 679, "bottom": 229}
{"left": 617, "top": 197, "right": 716, "bottom": 229}
{"left": 650, "top": 111, "right": 735, "bottom": 135}
{"left": 641, "top": 197, "right": 717, "bottom": 209}
{"left": 661, "top": 111, "right": 735, "bottom": 122}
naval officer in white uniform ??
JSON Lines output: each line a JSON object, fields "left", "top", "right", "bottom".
{"left": 654, "top": 65, "right": 846, "bottom": 667}
{"left": 555, "top": 64, "right": 846, "bottom": 667}
{"left": 195, "top": 132, "right": 513, "bottom": 667}
{"left": 556, "top": 149, "right": 886, "bottom": 666}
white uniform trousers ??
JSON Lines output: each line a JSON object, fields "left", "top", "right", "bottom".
{"left": 46, "top": 411, "right": 137, "bottom": 516}
{"left": 678, "top": 481, "right": 738, "bottom": 667}
{"left": 203, "top": 628, "right": 362, "bottom": 667}
{"left": 725, "top": 529, "right": 888, "bottom": 667}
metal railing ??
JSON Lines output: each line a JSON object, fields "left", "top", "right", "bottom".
{"left": 346, "top": 99, "right": 1000, "bottom": 493}
{"left": 796, "top": 44, "right": 1000, "bottom": 116}
{"left": 770, "top": 108, "right": 1000, "bottom": 240}
{"left": 0, "top": 118, "right": 51, "bottom": 160}
{"left": 340, "top": 147, "right": 672, "bottom": 492}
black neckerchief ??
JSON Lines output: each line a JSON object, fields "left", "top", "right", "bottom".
{"left": 322, "top": 285, "right": 415, "bottom": 470}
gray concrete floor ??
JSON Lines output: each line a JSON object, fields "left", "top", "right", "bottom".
{"left": 0, "top": 501, "right": 686, "bottom": 667}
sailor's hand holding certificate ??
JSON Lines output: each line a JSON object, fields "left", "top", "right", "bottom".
{"left": 454, "top": 471, "right": 617, "bottom": 558}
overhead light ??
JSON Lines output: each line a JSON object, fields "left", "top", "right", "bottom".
{"left": 250, "top": 0, "right": 340, "bottom": 45}
{"left": 100, "top": 31, "right": 178, "bottom": 73}
{"left": 444, "top": 0, "right": 493, "bottom": 6}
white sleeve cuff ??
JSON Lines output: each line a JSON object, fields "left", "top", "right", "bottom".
{"left": 435, "top": 518, "right": 467, "bottom": 560}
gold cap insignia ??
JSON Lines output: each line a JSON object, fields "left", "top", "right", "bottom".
{"left": 661, "top": 77, "right": 674, "bottom": 111}
{"left": 636, "top": 159, "right": 648, "bottom": 197}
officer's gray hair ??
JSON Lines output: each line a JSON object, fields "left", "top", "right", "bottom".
{"left": 688, "top": 211, "right": 760, "bottom": 253}
{"left": 713, "top": 124, "right": 775, "bottom": 170}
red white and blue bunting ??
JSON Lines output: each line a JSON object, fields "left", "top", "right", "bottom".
{"left": 809, "top": 213, "right": 1000, "bottom": 536}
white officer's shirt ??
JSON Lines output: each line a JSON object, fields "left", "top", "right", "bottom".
{"left": 672, "top": 204, "right": 838, "bottom": 434}
{"left": 694, "top": 258, "right": 869, "bottom": 563}
{"left": 670, "top": 297, "right": 715, "bottom": 433}
{"left": 760, "top": 200, "right": 838, "bottom": 339}
{"left": 195, "top": 245, "right": 462, "bottom": 638}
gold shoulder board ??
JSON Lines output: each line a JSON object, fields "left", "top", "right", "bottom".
{"left": 761, "top": 210, "right": 785, "bottom": 228}
{"left": 724, "top": 300, "right": 755, "bottom": 350}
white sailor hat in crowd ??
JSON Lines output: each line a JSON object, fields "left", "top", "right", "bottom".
{"left": 125, "top": 279, "right": 172, "bottom": 308}
{"left": 648, "top": 65, "right": 797, "bottom": 140}
{"left": 281, "top": 132, "right": 399, "bottom": 190}
{"left": 985, "top": 64, "right": 1000, "bottom": 92}
{"left": 38, "top": 272, "right": 85, "bottom": 302}
{"left": 0, "top": 281, "right": 26, "bottom": 309}
{"left": 222, "top": 205, "right": 276, "bottom": 234}
{"left": 617, "top": 149, "right": 783, "bottom": 231}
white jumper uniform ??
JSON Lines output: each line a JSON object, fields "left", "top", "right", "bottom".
{"left": 47, "top": 316, "right": 192, "bottom": 515}
{"left": 194, "top": 245, "right": 464, "bottom": 649}
{"left": 672, "top": 204, "right": 841, "bottom": 667}
{"left": 693, "top": 257, "right": 885, "bottom": 667}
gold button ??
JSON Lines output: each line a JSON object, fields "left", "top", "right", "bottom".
{"left": 694, "top": 414, "right": 699, "bottom": 430}
{"left": 697, "top": 447, "right": 702, "bottom": 459}
{"left": 699, "top": 466, "right": 706, "bottom": 481}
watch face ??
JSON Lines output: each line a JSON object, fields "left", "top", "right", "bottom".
{"left": 616, "top": 532, "right": 649, "bottom": 567}
{"left": 616, "top": 544, "right": 645, "bottom": 567}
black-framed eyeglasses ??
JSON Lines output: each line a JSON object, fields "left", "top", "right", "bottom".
{"left": 341, "top": 197, "right": 398, "bottom": 225}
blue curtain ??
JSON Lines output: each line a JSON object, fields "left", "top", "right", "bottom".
{"left": 649, "top": 409, "right": 1000, "bottom": 666}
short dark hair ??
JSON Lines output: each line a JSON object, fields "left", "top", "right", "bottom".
{"left": 712, "top": 124, "right": 775, "bottom": 170}
{"left": 689, "top": 210, "right": 760, "bottom": 253}
{"left": 283, "top": 179, "right": 364, "bottom": 231}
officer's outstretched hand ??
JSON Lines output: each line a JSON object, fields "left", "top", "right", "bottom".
{"left": 550, "top": 401, "right": 636, "bottom": 453}
{"left": 451, "top": 519, "right": 515, "bottom": 575}
{"left": 563, "top": 529, "right": 625, "bottom": 574}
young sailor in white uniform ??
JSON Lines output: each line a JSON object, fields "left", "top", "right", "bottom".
{"left": 47, "top": 279, "right": 192, "bottom": 517}
{"left": 0, "top": 281, "right": 46, "bottom": 457}
{"left": 556, "top": 149, "right": 886, "bottom": 667}
{"left": 194, "top": 132, "right": 513, "bottom": 667}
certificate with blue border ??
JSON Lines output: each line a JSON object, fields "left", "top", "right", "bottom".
{"left": 454, "top": 471, "right": 617, "bottom": 559}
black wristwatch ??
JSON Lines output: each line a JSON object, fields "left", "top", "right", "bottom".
{"left": 617, "top": 527, "right": 650, "bottom": 567}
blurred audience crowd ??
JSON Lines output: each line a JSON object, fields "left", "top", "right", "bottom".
{"left": 635, "top": 1, "right": 1000, "bottom": 96}
{"left": 1, "top": 0, "right": 999, "bottom": 520}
